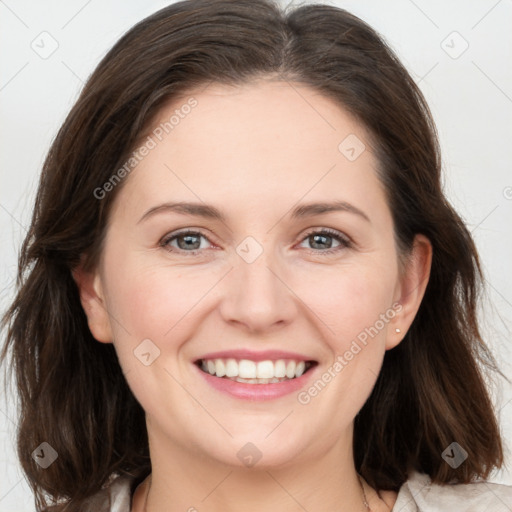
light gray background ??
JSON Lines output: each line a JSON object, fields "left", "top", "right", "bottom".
{"left": 1, "top": 0, "right": 511, "bottom": 509}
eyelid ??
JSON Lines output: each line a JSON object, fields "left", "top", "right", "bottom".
{"left": 297, "top": 227, "right": 353, "bottom": 254}
{"left": 300, "top": 227, "right": 352, "bottom": 244}
{"left": 160, "top": 226, "right": 353, "bottom": 256}
{"left": 159, "top": 228, "right": 218, "bottom": 251}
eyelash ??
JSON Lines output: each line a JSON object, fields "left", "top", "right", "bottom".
{"left": 159, "top": 228, "right": 352, "bottom": 256}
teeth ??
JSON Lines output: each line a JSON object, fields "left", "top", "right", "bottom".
{"left": 256, "top": 360, "right": 274, "bottom": 378}
{"left": 215, "top": 359, "right": 226, "bottom": 377}
{"left": 274, "top": 359, "right": 286, "bottom": 378}
{"left": 225, "top": 358, "right": 238, "bottom": 377}
{"left": 200, "top": 358, "right": 312, "bottom": 381}
{"left": 286, "top": 361, "right": 296, "bottom": 379}
{"left": 239, "top": 359, "right": 257, "bottom": 378}
{"left": 234, "top": 376, "right": 288, "bottom": 384}
{"left": 295, "top": 361, "right": 306, "bottom": 377}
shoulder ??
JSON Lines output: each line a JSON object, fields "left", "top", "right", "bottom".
{"left": 392, "top": 470, "right": 512, "bottom": 511}
{"left": 81, "top": 474, "right": 135, "bottom": 512}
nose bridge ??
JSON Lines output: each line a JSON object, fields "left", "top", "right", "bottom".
{"left": 220, "top": 234, "right": 295, "bottom": 332}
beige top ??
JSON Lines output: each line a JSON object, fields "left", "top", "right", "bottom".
{"left": 83, "top": 470, "right": 512, "bottom": 511}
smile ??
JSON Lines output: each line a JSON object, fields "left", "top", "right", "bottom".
{"left": 196, "top": 358, "right": 317, "bottom": 384}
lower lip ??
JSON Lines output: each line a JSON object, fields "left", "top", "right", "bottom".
{"left": 194, "top": 363, "right": 316, "bottom": 401}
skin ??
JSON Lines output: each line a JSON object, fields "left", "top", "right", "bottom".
{"left": 74, "top": 79, "right": 432, "bottom": 512}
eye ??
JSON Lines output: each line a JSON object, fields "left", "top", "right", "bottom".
{"left": 160, "top": 227, "right": 352, "bottom": 257}
{"left": 160, "top": 229, "right": 213, "bottom": 255}
{"left": 297, "top": 228, "right": 351, "bottom": 255}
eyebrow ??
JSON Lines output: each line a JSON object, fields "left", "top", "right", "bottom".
{"left": 137, "top": 200, "right": 371, "bottom": 224}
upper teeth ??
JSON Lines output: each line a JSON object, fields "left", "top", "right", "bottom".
{"left": 200, "top": 358, "right": 308, "bottom": 379}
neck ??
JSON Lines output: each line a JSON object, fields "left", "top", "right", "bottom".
{"left": 138, "top": 422, "right": 372, "bottom": 512}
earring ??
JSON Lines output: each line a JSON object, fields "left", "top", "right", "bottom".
{"left": 395, "top": 328, "right": 401, "bottom": 333}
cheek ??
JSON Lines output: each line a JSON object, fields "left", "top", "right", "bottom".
{"left": 292, "top": 261, "right": 397, "bottom": 345}
{"left": 100, "top": 258, "right": 212, "bottom": 410}
{"left": 105, "top": 262, "right": 211, "bottom": 343}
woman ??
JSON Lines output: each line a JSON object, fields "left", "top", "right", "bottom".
{"left": 2, "top": 0, "right": 511, "bottom": 511}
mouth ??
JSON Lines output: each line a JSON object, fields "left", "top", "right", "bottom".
{"left": 194, "top": 357, "right": 318, "bottom": 384}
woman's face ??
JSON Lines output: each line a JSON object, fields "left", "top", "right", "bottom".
{"left": 78, "top": 80, "right": 430, "bottom": 469}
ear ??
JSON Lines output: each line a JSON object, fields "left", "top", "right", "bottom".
{"left": 71, "top": 263, "right": 113, "bottom": 344}
{"left": 386, "top": 234, "right": 432, "bottom": 350}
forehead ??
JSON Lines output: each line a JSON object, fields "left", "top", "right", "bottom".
{"left": 112, "top": 80, "right": 385, "bottom": 223}
{"left": 159, "top": 79, "right": 370, "bottom": 152}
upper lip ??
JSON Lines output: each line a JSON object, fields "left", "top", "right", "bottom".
{"left": 195, "top": 349, "right": 316, "bottom": 363}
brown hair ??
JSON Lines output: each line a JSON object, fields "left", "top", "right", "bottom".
{"left": 1, "top": 0, "right": 506, "bottom": 510}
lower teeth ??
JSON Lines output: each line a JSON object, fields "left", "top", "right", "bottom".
{"left": 225, "top": 376, "right": 293, "bottom": 384}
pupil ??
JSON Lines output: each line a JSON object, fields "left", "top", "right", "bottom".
{"left": 178, "top": 234, "right": 200, "bottom": 250}
{"left": 311, "top": 234, "right": 332, "bottom": 249}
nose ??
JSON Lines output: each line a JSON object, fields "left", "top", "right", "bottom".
{"left": 218, "top": 245, "right": 297, "bottom": 334}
